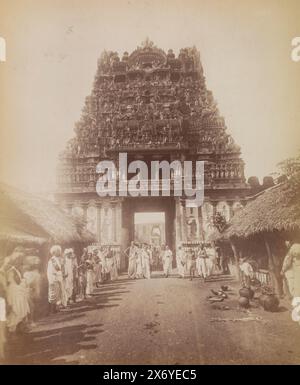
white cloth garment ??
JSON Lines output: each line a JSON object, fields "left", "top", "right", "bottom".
{"left": 142, "top": 249, "right": 151, "bottom": 279}
{"left": 163, "top": 249, "right": 173, "bottom": 276}
{"left": 136, "top": 251, "right": 143, "bottom": 278}
{"left": 64, "top": 257, "right": 75, "bottom": 300}
{"left": 176, "top": 249, "right": 186, "bottom": 277}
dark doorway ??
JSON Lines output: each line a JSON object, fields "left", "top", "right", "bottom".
{"left": 122, "top": 197, "right": 176, "bottom": 251}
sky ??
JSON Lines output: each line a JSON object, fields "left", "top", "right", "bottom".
{"left": 0, "top": 0, "right": 299, "bottom": 193}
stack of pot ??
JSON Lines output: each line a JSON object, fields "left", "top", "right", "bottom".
{"left": 238, "top": 287, "right": 254, "bottom": 308}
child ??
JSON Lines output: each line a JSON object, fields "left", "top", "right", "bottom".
{"left": 188, "top": 249, "right": 197, "bottom": 281}
{"left": 239, "top": 257, "right": 254, "bottom": 288}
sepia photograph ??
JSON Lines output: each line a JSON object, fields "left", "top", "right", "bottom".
{"left": 0, "top": 0, "right": 300, "bottom": 368}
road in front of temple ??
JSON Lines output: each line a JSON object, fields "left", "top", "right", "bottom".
{"left": 6, "top": 273, "right": 300, "bottom": 364}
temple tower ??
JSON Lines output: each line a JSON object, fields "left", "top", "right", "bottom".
{"left": 56, "top": 40, "right": 249, "bottom": 268}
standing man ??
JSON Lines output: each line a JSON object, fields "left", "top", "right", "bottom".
{"left": 136, "top": 244, "right": 143, "bottom": 279}
{"left": 127, "top": 242, "right": 137, "bottom": 279}
{"left": 77, "top": 250, "right": 87, "bottom": 301}
{"left": 187, "top": 249, "right": 197, "bottom": 281}
{"left": 64, "top": 249, "right": 76, "bottom": 304}
{"left": 142, "top": 244, "right": 151, "bottom": 279}
{"left": 205, "top": 243, "right": 217, "bottom": 278}
{"left": 85, "top": 252, "right": 95, "bottom": 296}
{"left": 197, "top": 243, "right": 208, "bottom": 281}
{"left": 176, "top": 246, "right": 186, "bottom": 278}
{"left": 239, "top": 257, "right": 254, "bottom": 288}
{"left": 162, "top": 245, "right": 173, "bottom": 278}
{"left": 47, "top": 245, "right": 63, "bottom": 314}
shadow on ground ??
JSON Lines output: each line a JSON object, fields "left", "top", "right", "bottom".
{"left": 4, "top": 278, "right": 136, "bottom": 364}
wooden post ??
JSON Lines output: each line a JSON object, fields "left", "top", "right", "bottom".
{"left": 264, "top": 235, "right": 283, "bottom": 296}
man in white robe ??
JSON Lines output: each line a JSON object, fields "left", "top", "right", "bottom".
{"left": 196, "top": 244, "right": 209, "bottom": 280}
{"left": 142, "top": 245, "right": 151, "bottom": 279}
{"left": 64, "top": 249, "right": 75, "bottom": 303}
{"left": 127, "top": 242, "right": 137, "bottom": 279}
{"left": 47, "top": 245, "right": 64, "bottom": 312}
{"left": 205, "top": 244, "right": 217, "bottom": 277}
{"left": 162, "top": 246, "right": 173, "bottom": 278}
{"left": 176, "top": 246, "right": 186, "bottom": 278}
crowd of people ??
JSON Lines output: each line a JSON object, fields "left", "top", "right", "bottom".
{"left": 126, "top": 242, "right": 173, "bottom": 279}
{"left": 47, "top": 245, "right": 120, "bottom": 314}
{"left": 0, "top": 244, "right": 121, "bottom": 361}
{"left": 1, "top": 239, "right": 298, "bottom": 360}
{"left": 125, "top": 242, "right": 228, "bottom": 281}
{"left": 0, "top": 241, "right": 225, "bottom": 360}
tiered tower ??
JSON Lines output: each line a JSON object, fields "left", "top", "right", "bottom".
{"left": 56, "top": 39, "right": 248, "bottom": 265}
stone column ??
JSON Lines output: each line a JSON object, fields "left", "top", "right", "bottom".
{"left": 198, "top": 205, "right": 204, "bottom": 242}
{"left": 212, "top": 201, "right": 217, "bottom": 218}
{"left": 116, "top": 200, "right": 122, "bottom": 245}
{"left": 81, "top": 202, "right": 88, "bottom": 222}
{"left": 96, "top": 202, "right": 102, "bottom": 243}
{"left": 111, "top": 202, "right": 117, "bottom": 243}
{"left": 228, "top": 201, "right": 234, "bottom": 220}
{"left": 180, "top": 199, "right": 187, "bottom": 243}
{"left": 175, "top": 198, "right": 182, "bottom": 246}
{"left": 66, "top": 203, "right": 73, "bottom": 215}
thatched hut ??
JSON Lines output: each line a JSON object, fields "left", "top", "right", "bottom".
{"left": 0, "top": 183, "right": 95, "bottom": 316}
{"left": 213, "top": 183, "right": 300, "bottom": 295}
{"left": 0, "top": 183, "right": 95, "bottom": 264}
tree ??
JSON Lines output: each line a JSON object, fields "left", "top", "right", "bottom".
{"left": 213, "top": 212, "right": 227, "bottom": 232}
{"left": 277, "top": 152, "right": 300, "bottom": 205}
{"left": 247, "top": 176, "right": 261, "bottom": 192}
{"left": 263, "top": 176, "right": 274, "bottom": 189}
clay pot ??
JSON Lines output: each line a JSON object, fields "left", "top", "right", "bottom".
{"left": 259, "top": 294, "right": 279, "bottom": 312}
{"left": 239, "top": 287, "right": 254, "bottom": 300}
{"left": 258, "top": 294, "right": 267, "bottom": 307}
{"left": 239, "top": 296, "right": 250, "bottom": 308}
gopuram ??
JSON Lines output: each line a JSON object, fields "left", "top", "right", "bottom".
{"left": 56, "top": 39, "right": 249, "bottom": 268}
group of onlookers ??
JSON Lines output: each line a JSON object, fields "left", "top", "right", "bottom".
{"left": 126, "top": 242, "right": 154, "bottom": 280}
{"left": 126, "top": 242, "right": 174, "bottom": 279}
{"left": 126, "top": 242, "right": 226, "bottom": 281}
{"left": 0, "top": 243, "right": 120, "bottom": 361}
{"left": 176, "top": 243, "right": 227, "bottom": 280}
{"left": 47, "top": 245, "right": 120, "bottom": 314}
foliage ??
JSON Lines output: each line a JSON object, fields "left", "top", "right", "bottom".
{"left": 213, "top": 212, "right": 227, "bottom": 233}
{"left": 277, "top": 152, "right": 300, "bottom": 204}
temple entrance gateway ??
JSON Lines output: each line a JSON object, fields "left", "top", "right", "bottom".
{"left": 56, "top": 40, "right": 249, "bottom": 272}
{"left": 121, "top": 197, "right": 176, "bottom": 252}
{"left": 134, "top": 211, "right": 165, "bottom": 271}
{"left": 134, "top": 212, "right": 165, "bottom": 246}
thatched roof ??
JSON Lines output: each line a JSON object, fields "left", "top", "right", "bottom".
{"left": 0, "top": 222, "right": 46, "bottom": 245}
{"left": 0, "top": 183, "right": 95, "bottom": 245}
{"left": 221, "top": 183, "right": 300, "bottom": 240}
